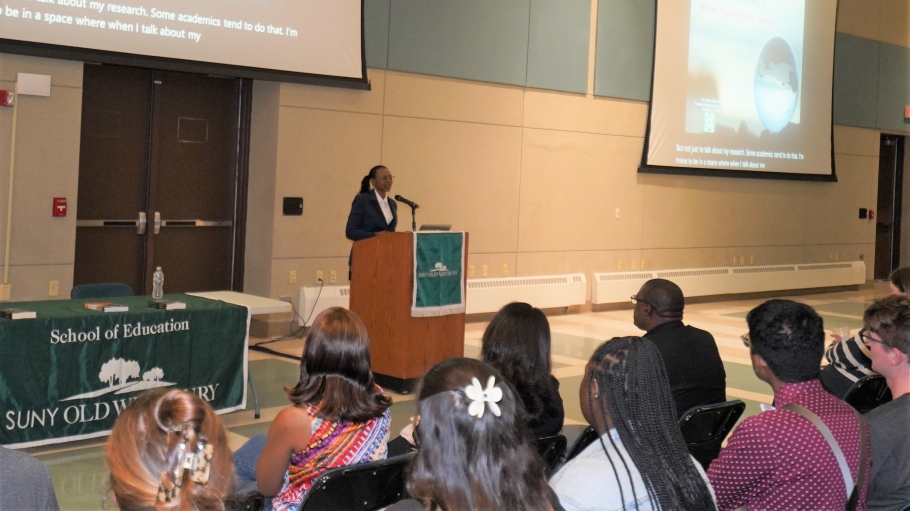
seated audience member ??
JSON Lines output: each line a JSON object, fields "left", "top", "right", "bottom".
{"left": 550, "top": 336, "right": 716, "bottom": 511}
{"left": 386, "top": 357, "right": 564, "bottom": 511}
{"left": 708, "top": 299, "right": 871, "bottom": 511}
{"left": 820, "top": 268, "right": 910, "bottom": 398}
{"left": 106, "top": 388, "right": 262, "bottom": 511}
{"left": 860, "top": 295, "right": 910, "bottom": 510}
{"left": 632, "top": 278, "right": 726, "bottom": 417}
{"left": 481, "top": 302, "right": 565, "bottom": 437}
{"left": 232, "top": 307, "right": 391, "bottom": 509}
{"left": 0, "top": 446, "right": 59, "bottom": 511}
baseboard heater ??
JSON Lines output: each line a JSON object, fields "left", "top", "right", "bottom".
{"left": 591, "top": 262, "right": 866, "bottom": 305}
{"left": 297, "top": 273, "right": 587, "bottom": 325}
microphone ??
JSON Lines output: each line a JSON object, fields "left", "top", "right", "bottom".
{"left": 394, "top": 195, "right": 419, "bottom": 209}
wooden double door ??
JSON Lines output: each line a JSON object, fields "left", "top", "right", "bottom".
{"left": 74, "top": 64, "right": 250, "bottom": 295}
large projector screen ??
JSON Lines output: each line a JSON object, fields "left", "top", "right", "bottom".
{"left": 0, "top": 0, "right": 366, "bottom": 86}
{"left": 642, "top": 0, "right": 838, "bottom": 180}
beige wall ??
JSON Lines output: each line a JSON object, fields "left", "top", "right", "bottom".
{"left": 248, "top": 69, "right": 879, "bottom": 301}
{"left": 0, "top": 54, "right": 82, "bottom": 302}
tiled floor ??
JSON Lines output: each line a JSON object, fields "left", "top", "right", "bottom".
{"left": 28, "top": 283, "right": 886, "bottom": 510}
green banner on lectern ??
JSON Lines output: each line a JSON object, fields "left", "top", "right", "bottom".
{"left": 0, "top": 294, "right": 248, "bottom": 448}
{"left": 411, "top": 232, "right": 466, "bottom": 317}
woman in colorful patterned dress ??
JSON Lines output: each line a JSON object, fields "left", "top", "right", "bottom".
{"left": 233, "top": 307, "right": 392, "bottom": 510}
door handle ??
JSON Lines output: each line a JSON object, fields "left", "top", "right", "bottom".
{"left": 154, "top": 212, "right": 161, "bottom": 235}
{"left": 138, "top": 212, "right": 147, "bottom": 235}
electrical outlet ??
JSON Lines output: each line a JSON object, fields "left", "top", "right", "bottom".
{"left": 0, "top": 284, "right": 10, "bottom": 301}
{"left": 502, "top": 264, "right": 508, "bottom": 276}
{"left": 330, "top": 271, "right": 337, "bottom": 283}
{"left": 732, "top": 257, "right": 737, "bottom": 266}
{"left": 750, "top": 256, "right": 754, "bottom": 265}
{"left": 615, "top": 208, "right": 620, "bottom": 219}
{"left": 640, "top": 260, "right": 645, "bottom": 270}
{"left": 49, "top": 280, "right": 59, "bottom": 297}
{"left": 834, "top": 253, "right": 839, "bottom": 262}
{"left": 315, "top": 271, "right": 323, "bottom": 282}
{"left": 739, "top": 256, "right": 744, "bottom": 265}
{"left": 482, "top": 265, "right": 488, "bottom": 277}
{"left": 617, "top": 261, "right": 623, "bottom": 270}
{"left": 469, "top": 265, "right": 475, "bottom": 277}
{"left": 842, "top": 252, "right": 847, "bottom": 261}
{"left": 289, "top": 270, "right": 297, "bottom": 284}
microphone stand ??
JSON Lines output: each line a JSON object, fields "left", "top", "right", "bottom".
{"left": 409, "top": 205, "right": 417, "bottom": 232}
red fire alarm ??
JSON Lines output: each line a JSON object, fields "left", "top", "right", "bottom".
{"left": 53, "top": 198, "right": 67, "bottom": 217}
{"left": 869, "top": 209, "right": 875, "bottom": 220}
{"left": 906, "top": 106, "right": 910, "bottom": 119}
{"left": 0, "top": 91, "right": 13, "bottom": 108}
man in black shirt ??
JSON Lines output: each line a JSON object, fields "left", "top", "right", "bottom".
{"left": 632, "top": 278, "right": 726, "bottom": 418}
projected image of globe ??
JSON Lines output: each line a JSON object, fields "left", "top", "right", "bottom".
{"left": 754, "top": 36, "right": 799, "bottom": 134}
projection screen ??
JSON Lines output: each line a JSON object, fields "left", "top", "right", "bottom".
{"left": 642, "top": 0, "right": 838, "bottom": 180}
{"left": 0, "top": 0, "right": 366, "bottom": 86}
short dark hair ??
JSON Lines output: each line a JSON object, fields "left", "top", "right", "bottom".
{"left": 481, "top": 302, "right": 559, "bottom": 430}
{"left": 639, "top": 279, "right": 684, "bottom": 318}
{"left": 890, "top": 267, "right": 910, "bottom": 295}
{"left": 407, "top": 358, "right": 551, "bottom": 511}
{"left": 746, "top": 299, "right": 825, "bottom": 382}
{"left": 285, "top": 307, "right": 391, "bottom": 422}
{"left": 864, "top": 295, "right": 910, "bottom": 355}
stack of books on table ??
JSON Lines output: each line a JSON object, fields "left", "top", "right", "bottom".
{"left": 148, "top": 299, "right": 186, "bottom": 310}
{"left": 0, "top": 308, "right": 36, "bottom": 320}
{"left": 84, "top": 302, "right": 129, "bottom": 313}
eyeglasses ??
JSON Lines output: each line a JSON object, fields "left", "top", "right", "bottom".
{"left": 740, "top": 333, "right": 751, "bottom": 348}
{"left": 861, "top": 330, "right": 888, "bottom": 347}
{"left": 630, "top": 296, "right": 657, "bottom": 309}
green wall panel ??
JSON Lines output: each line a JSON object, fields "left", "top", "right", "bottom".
{"left": 833, "top": 33, "right": 879, "bottom": 129}
{"left": 364, "top": 0, "right": 391, "bottom": 69}
{"left": 878, "top": 43, "right": 910, "bottom": 134}
{"left": 526, "top": 0, "right": 591, "bottom": 94}
{"left": 387, "top": 0, "right": 531, "bottom": 86}
{"left": 594, "top": 0, "right": 655, "bottom": 101}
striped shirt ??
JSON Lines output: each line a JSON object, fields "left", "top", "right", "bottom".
{"left": 821, "top": 328, "right": 876, "bottom": 397}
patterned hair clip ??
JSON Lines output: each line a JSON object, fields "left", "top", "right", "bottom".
{"left": 156, "top": 429, "right": 213, "bottom": 503}
{"left": 464, "top": 376, "right": 503, "bottom": 419}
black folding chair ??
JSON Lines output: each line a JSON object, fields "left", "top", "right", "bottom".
{"left": 534, "top": 434, "right": 567, "bottom": 477}
{"left": 296, "top": 453, "right": 414, "bottom": 511}
{"left": 678, "top": 400, "right": 746, "bottom": 470}
{"left": 844, "top": 374, "right": 892, "bottom": 413}
{"left": 564, "top": 426, "right": 599, "bottom": 462}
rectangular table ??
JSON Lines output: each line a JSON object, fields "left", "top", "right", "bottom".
{"left": 0, "top": 293, "right": 249, "bottom": 448}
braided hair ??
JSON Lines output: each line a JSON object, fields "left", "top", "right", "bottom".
{"left": 587, "top": 337, "right": 716, "bottom": 511}
{"left": 359, "top": 165, "right": 387, "bottom": 194}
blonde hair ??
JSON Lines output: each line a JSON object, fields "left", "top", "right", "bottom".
{"left": 106, "top": 389, "right": 232, "bottom": 511}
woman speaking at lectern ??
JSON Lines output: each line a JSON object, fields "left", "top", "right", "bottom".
{"left": 346, "top": 165, "right": 398, "bottom": 276}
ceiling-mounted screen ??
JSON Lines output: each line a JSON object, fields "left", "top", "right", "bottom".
{"left": 641, "top": 0, "right": 838, "bottom": 180}
{"left": 0, "top": 0, "right": 366, "bottom": 86}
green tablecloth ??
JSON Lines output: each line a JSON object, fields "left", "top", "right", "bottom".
{"left": 0, "top": 293, "right": 249, "bottom": 448}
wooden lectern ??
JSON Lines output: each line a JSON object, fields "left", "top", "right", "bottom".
{"left": 350, "top": 232, "right": 467, "bottom": 393}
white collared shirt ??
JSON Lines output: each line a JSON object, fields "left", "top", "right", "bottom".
{"left": 375, "top": 189, "right": 393, "bottom": 225}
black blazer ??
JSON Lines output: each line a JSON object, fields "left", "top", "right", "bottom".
{"left": 346, "top": 191, "right": 398, "bottom": 265}
{"left": 644, "top": 320, "right": 726, "bottom": 418}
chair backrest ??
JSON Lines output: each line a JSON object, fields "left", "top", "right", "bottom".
{"left": 844, "top": 374, "right": 893, "bottom": 413}
{"left": 297, "top": 453, "right": 414, "bottom": 511}
{"left": 678, "top": 400, "right": 746, "bottom": 469}
{"left": 534, "top": 434, "right": 567, "bottom": 477}
{"left": 71, "top": 282, "right": 134, "bottom": 299}
{"left": 565, "top": 426, "right": 599, "bottom": 462}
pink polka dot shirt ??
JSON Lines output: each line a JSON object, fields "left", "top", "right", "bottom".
{"left": 707, "top": 379, "right": 871, "bottom": 511}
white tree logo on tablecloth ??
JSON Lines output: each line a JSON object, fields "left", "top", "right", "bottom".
{"left": 60, "top": 358, "right": 175, "bottom": 402}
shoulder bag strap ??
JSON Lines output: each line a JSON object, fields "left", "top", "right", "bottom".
{"left": 780, "top": 403, "right": 867, "bottom": 511}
